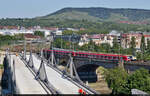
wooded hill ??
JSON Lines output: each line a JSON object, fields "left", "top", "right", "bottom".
{"left": 39, "top": 7, "right": 150, "bottom": 22}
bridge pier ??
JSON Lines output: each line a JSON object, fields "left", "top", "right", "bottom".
{"left": 1, "top": 50, "right": 16, "bottom": 94}
{"left": 36, "top": 59, "right": 48, "bottom": 82}
{"left": 64, "top": 55, "right": 82, "bottom": 82}
{"left": 24, "top": 40, "right": 26, "bottom": 60}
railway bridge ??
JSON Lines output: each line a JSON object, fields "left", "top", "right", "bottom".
{"left": 43, "top": 48, "right": 150, "bottom": 82}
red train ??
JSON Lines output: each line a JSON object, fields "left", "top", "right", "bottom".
{"left": 43, "top": 49, "right": 131, "bottom": 61}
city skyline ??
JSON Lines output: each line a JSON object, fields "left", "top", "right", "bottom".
{"left": 0, "top": 0, "right": 150, "bottom": 18}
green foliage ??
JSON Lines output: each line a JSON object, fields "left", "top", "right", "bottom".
{"left": 99, "top": 43, "right": 112, "bottom": 53}
{"left": 34, "top": 31, "right": 44, "bottom": 37}
{"left": 140, "top": 35, "right": 146, "bottom": 54}
{"left": 63, "top": 30, "right": 74, "bottom": 35}
{"left": 43, "top": 7, "right": 150, "bottom": 22}
{"left": 0, "top": 64, "right": 3, "bottom": 69}
{"left": 146, "top": 40, "right": 150, "bottom": 53}
{"left": 104, "top": 68, "right": 150, "bottom": 94}
{"left": 53, "top": 38, "right": 71, "bottom": 49}
{"left": 79, "top": 40, "right": 95, "bottom": 51}
{"left": 104, "top": 67, "right": 129, "bottom": 94}
{"left": 130, "top": 37, "right": 136, "bottom": 49}
{"left": 130, "top": 37, "right": 136, "bottom": 56}
{"left": 127, "top": 68, "right": 150, "bottom": 94}
{"left": 112, "top": 37, "right": 120, "bottom": 53}
{"left": 136, "top": 38, "right": 150, "bottom": 61}
{"left": 0, "top": 34, "right": 24, "bottom": 47}
{"left": 1, "top": 18, "right": 150, "bottom": 34}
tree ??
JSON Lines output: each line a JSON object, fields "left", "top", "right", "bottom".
{"left": 104, "top": 68, "right": 150, "bottom": 94}
{"left": 53, "top": 38, "right": 71, "bottom": 49}
{"left": 100, "top": 43, "right": 111, "bottom": 53}
{"left": 63, "top": 30, "right": 74, "bottom": 35}
{"left": 146, "top": 39, "right": 150, "bottom": 53}
{"left": 88, "top": 40, "right": 95, "bottom": 51}
{"left": 127, "top": 68, "right": 150, "bottom": 94}
{"left": 34, "top": 31, "right": 44, "bottom": 37}
{"left": 130, "top": 37, "right": 136, "bottom": 56}
{"left": 104, "top": 67, "right": 129, "bottom": 94}
{"left": 112, "top": 37, "right": 120, "bottom": 53}
{"left": 140, "top": 35, "right": 146, "bottom": 61}
{"left": 79, "top": 44, "right": 89, "bottom": 51}
{"left": 53, "top": 38, "right": 62, "bottom": 48}
{"left": 140, "top": 35, "right": 146, "bottom": 54}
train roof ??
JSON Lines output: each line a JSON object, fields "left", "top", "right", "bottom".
{"left": 44, "top": 48, "right": 128, "bottom": 57}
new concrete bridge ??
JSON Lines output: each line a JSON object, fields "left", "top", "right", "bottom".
{"left": 1, "top": 50, "right": 98, "bottom": 94}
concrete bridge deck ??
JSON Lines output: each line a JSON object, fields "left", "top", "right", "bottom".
{"left": 26, "top": 55, "right": 92, "bottom": 94}
{"left": 11, "top": 55, "right": 49, "bottom": 94}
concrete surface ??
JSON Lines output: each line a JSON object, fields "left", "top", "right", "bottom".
{"left": 11, "top": 55, "right": 48, "bottom": 94}
{"left": 26, "top": 55, "right": 81, "bottom": 94}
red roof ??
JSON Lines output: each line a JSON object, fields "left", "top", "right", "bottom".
{"left": 144, "top": 35, "right": 150, "bottom": 37}
{"left": 121, "top": 33, "right": 142, "bottom": 37}
{"left": 24, "top": 34, "right": 41, "bottom": 39}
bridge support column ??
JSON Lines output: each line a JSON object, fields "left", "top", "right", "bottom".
{"left": 28, "top": 51, "right": 35, "bottom": 72}
{"left": 24, "top": 40, "right": 26, "bottom": 60}
{"left": 36, "top": 59, "right": 48, "bottom": 82}
{"left": 47, "top": 50, "right": 56, "bottom": 67}
{"left": 40, "top": 48, "right": 43, "bottom": 58}
{"left": 12, "top": 59, "right": 17, "bottom": 93}
{"left": 2, "top": 50, "right": 14, "bottom": 94}
{"left": 65, "top": 55, "right": 82, "bottom": 82}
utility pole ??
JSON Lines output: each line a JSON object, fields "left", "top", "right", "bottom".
{"left": 61, "top": 35, "right": 62, "bottom": 49}
{"left": 24, "top": 40, "right": 26, "bottom": 60}
{"left": 70, "top": 35, "right": 71, "bottom": 50}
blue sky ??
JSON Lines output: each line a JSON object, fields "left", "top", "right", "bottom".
{"left": 0, "top": 0, "right": 150, "bottom": 18}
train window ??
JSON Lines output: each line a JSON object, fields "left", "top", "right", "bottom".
{"left": 99, "top": 55, "right": 102, "bottom": 59}
{"left": 85, "top": 54, "right": 88, "bottom": 57}
{"left": 92, "top": 55, "right": 95, "bottom": 58}
{"left": 93, "top": 55, "right": 95, "bottom": 58}
{"left": 55, "top": 51, "right": 58, "bottom": 54}
{"left": 96, "top": 55, "right": 99, "bottom": 58}
{"left": 78, "top": 54, "right": 81, "bottom": 57}
{"left": 82, "top": 54, "right": 85, "bottom": 57}
{"left": 113, "top": 56, "right": 116, "bottom": 59}
{"left": 101, "top": 56, "right": 104, "bottom": 59}
{"left": 108, "top": 56, "right": 111, "bottom": 59}
{"left": 110, "top": 56, "right": 113, "bottom": 60}
{"left": 76, "top": 53, "right": 79, "bottom": 56}
{"left": 116, "top": 57, "right": 119, "bottom": 60}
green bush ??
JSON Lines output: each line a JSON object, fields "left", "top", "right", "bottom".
{"left": 0, "top": 64, "right": 3, "bottom": 69}
{"left": 104, "top": 68, "right": 150, "bottom": 94}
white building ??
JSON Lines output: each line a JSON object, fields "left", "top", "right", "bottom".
{"left": 0, "top": 29, "right": 34, "bottom": 35}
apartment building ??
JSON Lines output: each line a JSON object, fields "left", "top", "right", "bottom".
{"left": 79, "top": 34, "right": 117, "bottom": 47}
{"left": 121, "top": 33, "right": 142, "bottom": 49}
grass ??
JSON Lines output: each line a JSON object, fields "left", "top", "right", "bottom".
{"left": 0, "top": 64, "right": 3, "bottom": 69}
